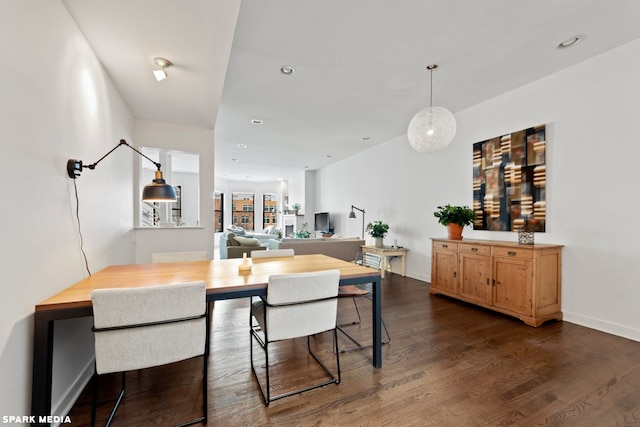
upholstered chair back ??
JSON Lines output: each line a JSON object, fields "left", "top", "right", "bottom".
{"left": 91, "top": 281, "right": 207, "bottom": 374}
{"left": 254, "top": 270, "right": 339, "bottom": 342}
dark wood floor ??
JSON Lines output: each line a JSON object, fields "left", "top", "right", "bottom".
{"left": 68, "top": 274, "right": 640, "bottom": 426}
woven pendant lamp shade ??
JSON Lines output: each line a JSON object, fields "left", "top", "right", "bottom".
{"left": 407, "top": 64, "right": 457, "bottom": 152}
{"left": 407, "top": 106, "right": 457, "bottom": 152}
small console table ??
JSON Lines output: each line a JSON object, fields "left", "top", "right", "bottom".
{"left": 362, "top": 245, "right": 408, "bottom": 278}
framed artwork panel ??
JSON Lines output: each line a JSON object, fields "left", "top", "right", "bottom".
{"left": 473, "top": 125, "right": 546, "bottom": 232}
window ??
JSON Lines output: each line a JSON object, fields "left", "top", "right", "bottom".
{"left": 263, "top": 193, "right": 277, "bottom": 230}
{"left": 171, "top": 186, "right": 182, "bottom": 224}
{"left": 232, "top": 192, "right": 254, "bottom": 231}
{"left": 139, "top": 148, "right": 200, "bottom": 227}
{"left": 214, "top": 192, "right": 224, "bottom": 232}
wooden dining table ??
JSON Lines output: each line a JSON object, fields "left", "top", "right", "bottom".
{"left": 30, "top": 254, "right": 382, "bottom": 425}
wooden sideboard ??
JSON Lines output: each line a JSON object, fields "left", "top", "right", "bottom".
{"left": 430, "top": 238, "right": 563, "bottom": 327}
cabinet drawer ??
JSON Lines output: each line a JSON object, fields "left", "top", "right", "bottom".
{"left": 459, "top": 243, "right": 491, "bottom": 256}
{"left": 433, "top": 241, "right": 458, "bottom": 251}
{"left": 492, "top": 246, "right": 533, "bottom": 260}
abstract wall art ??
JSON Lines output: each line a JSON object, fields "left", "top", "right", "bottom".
{"left": 472, "top": 124, "right": 546, "bottom": 232}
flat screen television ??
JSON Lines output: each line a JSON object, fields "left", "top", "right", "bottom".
{"left": 314, "top": 212, "right": 331, "bottom": 233}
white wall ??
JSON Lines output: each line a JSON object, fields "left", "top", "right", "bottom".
{"left": 133, "top": 119, "right": 215, "bottom": 263}
{"left": 0, "top": 0, "right": 134, "bottom": 419}
{"left": 316, "top": 38, "right": 640, "bottom": 342}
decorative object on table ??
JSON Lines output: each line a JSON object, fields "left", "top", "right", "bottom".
{"left": 407, "top": 64, "right": 457, "bottom": 153}
{"left": 472, "top": 124, "right": 546, "bottom": 232}
{"left": 291, "top": 222, "right": 311, "bottom": 238}
{"left": 292, "top": 203, "right": 301, "bottom": 214}
{"left": 348, "top": 205, "right": 366, "bottom": 239}
{"left": 366, "top": 220, "right": 389, "bottom": 248}
{"left": 238, "top": 252, "right": 252, "bottom": 271}
{"left": 433, "top": 204, "right": 476, "bottom": 240}
{"left": 518, "top": 215, "right": 535, "bottom": 245}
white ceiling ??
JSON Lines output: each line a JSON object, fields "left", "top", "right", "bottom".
{"left": 62, "top": 0, "right": 640, "bottom": 182}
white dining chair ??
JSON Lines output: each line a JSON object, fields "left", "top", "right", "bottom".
{"left": 90, "top": 281, "right": 209, "bottom": 426}
{"left": 249, "top": 270, "right": 341, "bottom": 405}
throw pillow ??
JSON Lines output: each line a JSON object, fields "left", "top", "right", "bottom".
{"left": 263, "top": 225, "right": 275, "bottom": 234}
{"left": 226, "top": 225, "right": 246, "bottom": 236}
{"left": 234, "top": 236, "right": 260, "bottom": 246}
{"left": 227, "top": 233, "right": 240, "bottom": 246}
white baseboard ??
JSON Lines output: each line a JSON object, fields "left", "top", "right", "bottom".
{"left": 563, "top": 311, "right": 640, "bottom": 343}
{"left": 53, "top": 358, "right": 94, "bottom": 426}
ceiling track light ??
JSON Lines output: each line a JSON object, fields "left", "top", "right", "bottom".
{"left": 407, "top": 64, "right": 457, "bottom": 152}
{"left": 153, "top": 57, "right": 173, "bottom": 81}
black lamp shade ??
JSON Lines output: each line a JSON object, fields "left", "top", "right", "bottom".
{"left": 348, "top": 211, "right": 357, "bottom": 219}
{"left": 142, "top": 170, "right": 177, "bottom": 202}
{"left": 142, "top": 182, "right": 177, "bottom": 202}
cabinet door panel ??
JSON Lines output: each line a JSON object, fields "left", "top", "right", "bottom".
{"left": 493, "top": 257, "right": 532, "bottom": 315}
{"left": 459, "top": 253, "right": 491, "bottom": 304}
{"left": 431, "top": 250, "right": 457, "bottom": 293}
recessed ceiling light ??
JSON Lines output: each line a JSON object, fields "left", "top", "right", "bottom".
{"left": 363, "top": 136, "right": 370, "bottom": 141}
{"left": 231, "top": 158, "right": 238, "bottom": 162}
{"left": 557, "top": 35, "right": 584, "bottom": 49}
{"left": 237, "top": 144, "right": 247, "bottom": 149}
{"left": 251, "top": 119, "right": 263, "bottom": 124}
{"left": 280, "top": 65, "right": 295, "bottom": 75}
{"left": 326, "top": 155, "right": 332, "bottom": 158}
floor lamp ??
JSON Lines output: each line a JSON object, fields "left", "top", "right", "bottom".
{"left": 349, "top": 205, "right": 365, "bottom": 239}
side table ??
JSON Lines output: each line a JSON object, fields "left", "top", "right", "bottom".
{"left": 361, "top": 245, "right": 408, "bottom": 278}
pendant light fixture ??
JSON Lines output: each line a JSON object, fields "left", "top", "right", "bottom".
{"left": 407, "top": 64, "right": 457, "bottom": 152}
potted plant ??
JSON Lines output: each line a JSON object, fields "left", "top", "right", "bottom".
{"left": 433, "top": 204, "right": 476, "bottom": 240}
{"left": 291, "top": 222, "right": 310, "bottom": 238}
{"left": 366, "top": 220, "right": 389, "bottom": 248}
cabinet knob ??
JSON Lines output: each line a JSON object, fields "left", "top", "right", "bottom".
{"left": 508, "top": 251, "right": 516, "bottom": 256}
{"left": 471, "top": 247, "right": 478, "bottom": 252}
{"left": 442, "top": 244, "right": 448, "bottom": 248}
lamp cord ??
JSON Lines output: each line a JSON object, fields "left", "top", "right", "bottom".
{"left": 72, "top": 178, "right": 92, "bottom": 276}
